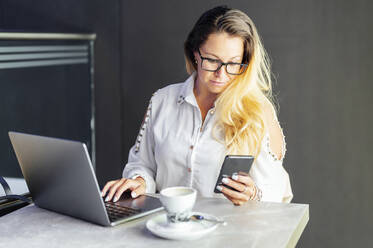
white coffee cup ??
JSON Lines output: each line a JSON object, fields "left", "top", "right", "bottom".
{"left": 160, "top": 186, "right": 197, "bottom": 225}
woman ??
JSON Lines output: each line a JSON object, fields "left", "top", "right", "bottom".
{"left": 102, "top": 5, "right": 293, "bottom": 205}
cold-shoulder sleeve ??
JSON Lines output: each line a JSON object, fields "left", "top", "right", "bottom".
{"left": 249, "top": 100, "right": 293, "bottom": 203}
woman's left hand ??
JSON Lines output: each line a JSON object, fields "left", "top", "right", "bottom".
{"left": 217, "top": 172, "right": 257, "bottom": 206}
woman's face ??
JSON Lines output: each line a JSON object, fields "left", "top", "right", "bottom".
{"left": 194, "top": 32, "right": 244, "bottom": 96}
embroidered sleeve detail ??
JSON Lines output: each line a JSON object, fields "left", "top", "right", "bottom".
{"left": 280, "top": 128, "right": 287, "bottom": 161}
{"left": 134, "top": 91, "right": 158, "bottom": 153}
{"left": 265, "top": 126, "right": 287, "bottom": 162}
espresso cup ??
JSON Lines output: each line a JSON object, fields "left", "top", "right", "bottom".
{"left": 160, "top": 186, "right": 197, "bottom": 225}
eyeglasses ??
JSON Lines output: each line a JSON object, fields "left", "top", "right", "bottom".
{"left": 198, "top": 49, "right": 248, "bottom": 75}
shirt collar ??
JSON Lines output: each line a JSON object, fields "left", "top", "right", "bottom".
{"left": 177, "top": 73, "right": 198, "bottom": 107}
{"left": 177, "top": 73, "right": 217, "bottom": 114}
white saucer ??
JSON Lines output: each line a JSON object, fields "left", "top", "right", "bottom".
{"left": 146, "top": 212, "right": 221, "bottom": 240}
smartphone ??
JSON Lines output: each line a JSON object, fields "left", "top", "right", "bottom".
{"left": 214, "top": 155, "right": 254, "bottom": 193}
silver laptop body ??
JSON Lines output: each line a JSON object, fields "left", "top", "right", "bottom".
{"left": 8, "top": 131, "right": 163, "bottom": 226}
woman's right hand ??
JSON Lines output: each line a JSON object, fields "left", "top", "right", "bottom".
{"left": 101, "top": 177, "right": 146, "bottom": 202}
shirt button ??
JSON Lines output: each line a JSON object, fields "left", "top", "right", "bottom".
{"left": 187, "top": 168, "right": 192, "bottom": 172}
{"left": 190, "top": 145, "right": 194, "bottom": 150}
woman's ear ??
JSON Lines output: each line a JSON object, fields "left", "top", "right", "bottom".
{"left": 193, "top": 51, "right": 199, "bottom": 64}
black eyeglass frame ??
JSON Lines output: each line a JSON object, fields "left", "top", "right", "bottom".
{"left": 197, "top": 49, "right": 248, "bottom": 75}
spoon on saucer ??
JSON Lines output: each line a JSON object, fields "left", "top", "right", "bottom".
{"left": 189, "top": 214, "right": 227, "bottom": 226}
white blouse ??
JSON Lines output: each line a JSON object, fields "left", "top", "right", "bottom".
{"left": 123, "top": 74, "right": 293, "bottom": 203}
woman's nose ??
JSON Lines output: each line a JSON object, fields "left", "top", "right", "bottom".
{"left": 214, "top": 65, "right": 229, "bottom": 80}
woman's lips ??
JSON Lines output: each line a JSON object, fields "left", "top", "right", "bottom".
{"left": 210, "top": 80, "right": 226, "bottom": 86}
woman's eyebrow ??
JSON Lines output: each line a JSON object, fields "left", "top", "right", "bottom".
{"left": 203, "top": 51, "right": 242, "bottom": 60}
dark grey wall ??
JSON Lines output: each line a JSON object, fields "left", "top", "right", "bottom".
{"left": 1, "top": 0, "right": 372, "bottom": 247}
{"left": 120, "top": 1, "right": 373, "bottom": 247}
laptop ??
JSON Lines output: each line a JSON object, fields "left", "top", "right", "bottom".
{"left": 8, "top": 131, "right": 163, "bottom": 226}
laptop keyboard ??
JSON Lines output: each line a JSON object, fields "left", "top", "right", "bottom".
{"left": 105, "top": 201, "right": 141, "bottom": 222}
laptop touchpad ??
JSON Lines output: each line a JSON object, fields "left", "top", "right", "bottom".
{"left": 115, "top": 192, "right": 162, "bottom": 212}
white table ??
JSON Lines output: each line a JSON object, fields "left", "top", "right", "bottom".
{"left": 0, "top": 197, "right": 309, "bottom": 248}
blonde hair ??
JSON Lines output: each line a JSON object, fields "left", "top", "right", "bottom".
{"left": 184, "top": 6, "right": 275, "bottom": 157}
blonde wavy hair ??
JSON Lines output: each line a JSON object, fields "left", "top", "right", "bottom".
{"left": 184, "top": 6, "right": 274, "bottom": 157}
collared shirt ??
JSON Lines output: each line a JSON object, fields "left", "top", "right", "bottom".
{"left": 123, "top": 74, "right": 293, "bottom": 203}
